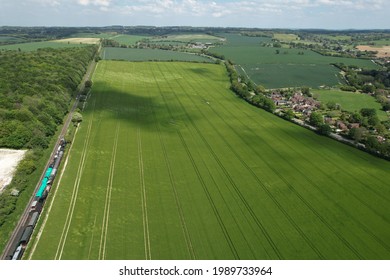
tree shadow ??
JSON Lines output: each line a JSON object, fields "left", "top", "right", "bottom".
{"left": 82, "top": 81, "right": 194, "bottom": 133}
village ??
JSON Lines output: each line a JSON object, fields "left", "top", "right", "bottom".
{"left": 268, "top": 88, "right": 390, "bottom": 154}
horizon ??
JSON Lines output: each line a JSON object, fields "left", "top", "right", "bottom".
{"left": 1, "top": 0, "right": 389, "bottom": 30}
{"left": 1, "top": 25, "right": 390, "bottom": 32}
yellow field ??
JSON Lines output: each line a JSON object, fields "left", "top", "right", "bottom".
{"left": 53, "top": 38, "right": 100, "bottom": 45}
{"left": 356, "top": 45, "right": 390, "bottom": 58}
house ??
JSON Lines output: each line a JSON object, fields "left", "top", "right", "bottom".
{"left": 349, "top": 123, "right": 360, "bottom": 129}
{"left": 336, "top": 121, "right": 348, "bottom": 131}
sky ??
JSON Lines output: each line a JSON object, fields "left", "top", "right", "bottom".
{"left": 1, "top": 0, "right": 389, "bottom": 29}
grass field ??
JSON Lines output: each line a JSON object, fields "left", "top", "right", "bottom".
{"left": 213, "top": 34, "right": 379, "bottom": 88}
{"left": 109, "top": 34, "right": 148, "bottom": 45}
{"left": 27, "top": 61, "right": 390, "bottom": 260}
{"left": 312, "top": 89, "right": 388, "bottom": 121}
{"left": 102, "top": 47, "right": 213, "bottom": 62}
{"left": 0, "top": 41, "right": 86, "bottom": 51}
{"left": 151, "top": 34, "right": 223, "bottom": 43}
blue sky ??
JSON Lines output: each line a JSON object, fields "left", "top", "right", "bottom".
{"left": 1, "top": 0, "right": 389, "bottom": 29}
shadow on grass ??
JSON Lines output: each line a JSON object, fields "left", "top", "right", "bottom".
{"left": 84, "top": 81, "right": 195, "bottom": 132}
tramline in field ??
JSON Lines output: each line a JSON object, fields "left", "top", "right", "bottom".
{"left": 27, "top": 61, "right": 390, "bottom": 260}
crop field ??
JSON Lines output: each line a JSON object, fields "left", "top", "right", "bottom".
{"left": 26, "top": 60, "right": 390, "bottom": 260}
{"left": 273, "top": 33, "right": 299, "bottom": 42}
{"left": 109, "top": 34, "right": 149, "bottom": 45}
{"left": 0, "top": 41, "right": 86, "bottom": 51}
{"left": 102, "top": 47, "right": 213, "bottom": 62}
{"left": 151, "top": 34, "right": 223, "bottom": 43}
{"left": 0, "top": 36, "right": 24, "bottom": 43}
{"left": 213, "top": 34, "right": 379, "bottom": 88}
{"left": 312, "top": 89, "right": 388, "bottom": 120}
{"left": 54, "top": 38, "right": 100, "bottom": 44}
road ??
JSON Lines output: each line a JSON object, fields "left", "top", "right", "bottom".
{"left": 0, "top": 46, "right": 100, "bottom": 260}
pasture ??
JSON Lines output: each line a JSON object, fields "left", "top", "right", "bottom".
{"left": 213, "top": 33, "right": 379, "bottom": 88}
{"left": 312, "top": 89, "right": 388, "bottom": 120}
{"left": 27, "top": 61, "right": 390, "bottom": 260}
{"left": 102, "top": 47, "right": 213, "bottom": 62}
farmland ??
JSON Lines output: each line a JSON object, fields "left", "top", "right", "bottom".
{"left": 212, "top": 33, "right": 379, "bottom": 88}
{"left": 27, "top": 61, "right": 390, "bottom": 260}
{"left": 151, "top": 34, "right": 223, "bottom": 43}
{"left": 312, "top": 89, "right": 388, "bottom": 121}
{"left": 102, "top": 47, "right": 213, "bottom": 62}
{"left": 54, "top": 38, "right": 100, "bottom": 44}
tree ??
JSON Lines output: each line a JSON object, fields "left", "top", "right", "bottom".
{"left": 262, "top": 98, "right": 276, "bottom": 113}
{"left": 366, "top": 136, "right": 380, "bottom": 151}
{"left": 349, "top": 112, "right": 363, "bottom": 123}
{"left": 255, "top": 85, "right": 266, "bottom": 94}
{"left": 85, "top": 80, "right": 93, "bottom": 88}
{"left": 375, "top": 123, "right": 386, "bottom": 134}
{"left": 349, "top": 127, "right": 364, "bottom": 141}
{"left": 318, "top": 124, "right": 332, "bottom": 136}
{"left": 326, "top": 101, "right": 337, "bottom": 110}
{"left": 309, "top": 112, "right": 323, "bottom": 127}
{"left": 362, "top": 84, "right": 375, "bottom": 93}
{"left": 284, "top": 109, "right": 295, "bottom": 120}
{"left": 301, "top": 86, "right": 311, "bottom": 96}
{"left": 360, "top": 108, "right": 376, "bottom": 118}
{"left": 72, "top": 112, "right": 83, "bottom": 124}
{"left": 368, "top": 115, "right": 380, "bottom": 126}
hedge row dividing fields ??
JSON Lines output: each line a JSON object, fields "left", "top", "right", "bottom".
{"left": 27, "top": 61, "right": 390, "bottom": 259}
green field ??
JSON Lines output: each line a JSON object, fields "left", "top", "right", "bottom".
{"left": 109, "top": 34, "right": 148, "bottom": 45}
{"left": 102, "top": 47, "right": 213, "bottom": 62}
{"left": 0, "top": 41, "right": 86, "bottom": 51}
{"left": 312, "top": 89, "right": 388, "bottom": 120}
{"left": 213, "top": 33, "right": 379, "bottom": 88}
{"left": 151, "top": 34, "right": 223, "bottom": 43}
{"left": 27, "top": 61, "right": 390, "bottom": 260}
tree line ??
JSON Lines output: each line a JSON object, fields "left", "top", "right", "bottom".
{"left": 0, "top": 45, "right": 97, "bottom": 230}
{"left": 0, "top": 45, "right": 97, "bottom": 149}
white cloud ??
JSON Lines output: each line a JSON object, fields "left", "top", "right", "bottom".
{"left": 315, "top": 0, "right": 384, "bottom": 10}
{"left": 77, "top": 0, "right": 112, "bottom": 6}
{"left": 29, "top": 0, "right": 61, "bottom": 6}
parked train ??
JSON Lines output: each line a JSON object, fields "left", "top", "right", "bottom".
{"left": 10, "top": 139, "right": 66, "bottom": 260}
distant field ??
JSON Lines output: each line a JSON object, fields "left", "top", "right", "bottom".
{"left": 27, "top": 61, "right": 390, "bottom": 260}
{"left": 109, "top": 34, "right": 148, "bottom": 45}
{"left": 356, "top": 45, "right": 390, "bottom": 58}
{"left": 102, "top": 47, "right": 213, "bottom": 62}
{"left": 0, "top": 41, "right": 85, "bottom": 51}
{"left": 54, "top": 38, "right": 100, "bottom": 44}
{"left": 70, "top": 32, "right": 115, "bottom": 39}
{"left": 151, "top": 34, "right": 223, "bottom": 43}
{"left": 312, "top": 89, "right": 388, "bottom": 120}
{"left": 273, "top": 33, "right": 299, "bottom": 42}
{"left": 213, "top": 33, "right": 379, "bottom": 88}
{"left": 318, "top": 35, "right": 352, "bottom": 41}
{"left": 0, "top": 36, "right": 24, "bottom": 43}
